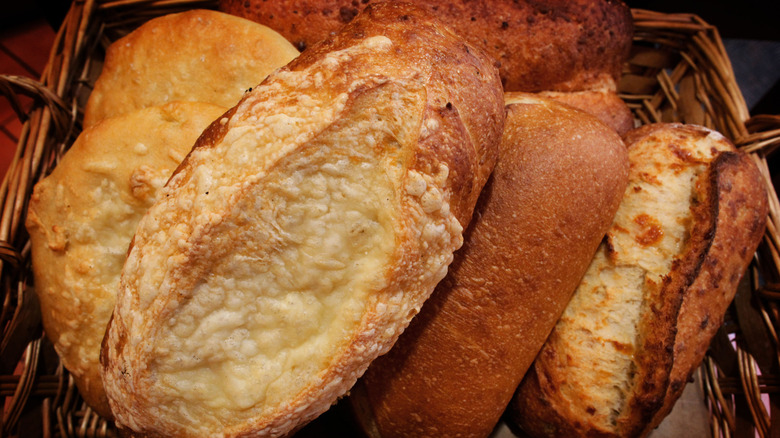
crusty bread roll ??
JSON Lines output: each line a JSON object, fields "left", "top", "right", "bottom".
{"left": 509, "top": 123, "right": 768, "bottom": 437}
{"left": 83, "top": 9, "right": 298, "bottom": 127}
{"left": 219, "top": 0, "right": 633, "bottom": 92}
{"left": 25, "top": 101, "right": 227, "bottom": 418}
{"left": 538, "top": 89, "right": 635, "bottom": 135}
{"left": 349, "top": 94, "right": 629, "bottom": 438}
{"left": 99, "top": 3, "right": 504, "bottom": 437}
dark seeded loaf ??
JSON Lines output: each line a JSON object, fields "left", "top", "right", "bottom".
{"left": 219, "top": 0, "right": 633, "bottom": 93}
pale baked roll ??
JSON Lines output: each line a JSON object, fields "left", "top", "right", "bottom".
{"left": 83, "top": 9, "right": 299, "bottom": 127}
{"left": 25, "top": 101, "right": 227, "bottom": 418}
{"left": 100, "top": 3, "right": 504, "bottom": 437}
{"left": 509, "top": 123, "right": 768, "bottom": 437}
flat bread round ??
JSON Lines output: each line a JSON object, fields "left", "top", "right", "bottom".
{"left": 26, "top": 101, "right": 227, "bottom": 417}
{"left": 83, "top": 9, "right": 299, "bottom": 127}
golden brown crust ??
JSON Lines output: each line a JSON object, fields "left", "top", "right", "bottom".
{"left": 100, "top": 4, "right": 504, "bottom": 437}
{"left": 643, "top": 149, "right": 768, "bottom": 433}
{"left": 350, "top": 94, "right": 629, "bottom": 438}
{"left": 83, "top": 9, "right": 298, "bottom": 127}
{"left": 219, "top": 0, "right": 633, "bottom": 92}
{"left": 536, "top": 89, "right": 636, "bottom": 135}
{"left": 509, "top": 123, "right": 768, "bottom": 438}
{"left": 25, "top": 102, "right": 227, "bottom": 419}
{"left": 275, "top": 6, "right": 505, "bottom": 224}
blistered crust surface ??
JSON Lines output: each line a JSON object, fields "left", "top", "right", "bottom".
{"left": 101, "top": 4, "right": 504, "bottom": 437}
{"left": 83, "top": 9, "right": 299, "bottom": 127}
{"left": 24, "top": 102, "right": 226, "bottom": 417}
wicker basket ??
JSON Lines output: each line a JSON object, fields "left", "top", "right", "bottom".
{"left": 1, "top": 1, "right": 779, "bottom": 437}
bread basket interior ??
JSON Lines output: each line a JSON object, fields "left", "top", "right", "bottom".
{"left": 1, "top": 1, "right": 779, "bottom": 437}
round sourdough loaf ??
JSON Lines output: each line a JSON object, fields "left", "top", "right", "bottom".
{"left": 99, "top": 3, "right": 504, "bottom": 437}
{"left": 219, "top": 0, "right": 633, "bottom": 92}
{"left": 83, "top": 9, "right": 299, "bottom": 127}
{"left": 349, "top": 93, "right": 629, "bottom": 438}
{"left": 25, "top": 101, "right": 227, "bottom": 418}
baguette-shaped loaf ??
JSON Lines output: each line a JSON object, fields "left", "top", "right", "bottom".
{"left": 83, "top": 9, "right": 299, "bottom": 127}
{"left": 100, "top": 3, "right": 504, "bottom": 437}
{"left": 509, "top": 123, "right": 768, "bottom": 437}
{"left": 219, "top": 0, "right": 633, "bottom": 92}
{"left": 24, "top": 102, "right": 227, "bottom": 418}
{"left": 349, "top": 94, "right": 629, "bottom": 438}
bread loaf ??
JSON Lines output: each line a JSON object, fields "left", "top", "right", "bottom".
{"left": 99, "top": 3, "right": 504, "bottom": 437}
{"left": 538, "top": 89, "right": 635, "bottom": 135}
{"left": 25, "top": 101, "right": 227, "bottom": 418}
{"left": 83, "top": 9, "right": 298, "bottom": 127}
{"left": 219, "top": 0, "right": 633, "bottom": 92}
{"left": 509, "top": 123, "right": 768, "bottom": 437}
{"left": 349, "top": 94, "right": 629, "bottom": 438}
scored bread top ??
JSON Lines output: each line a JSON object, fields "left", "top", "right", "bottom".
{"left": 219, "top": 0, "right": 633, "bottom": 92}
{"left": 636, "top": 125, "right": 769, "bottom": 433}
{"left": 25, "top": 101, "right": 227, "bottom": 418}
{"left": 351, "top": 93, "right": 629, "bottom": 438}
{"left": 510, "top": 123, "right": 768, "bottom": 437}
{"left": 83, "top": 9, "right": 299, "bottom": 127}
{"left": 100, "top": 3, "right": 504, "bottom": 437}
